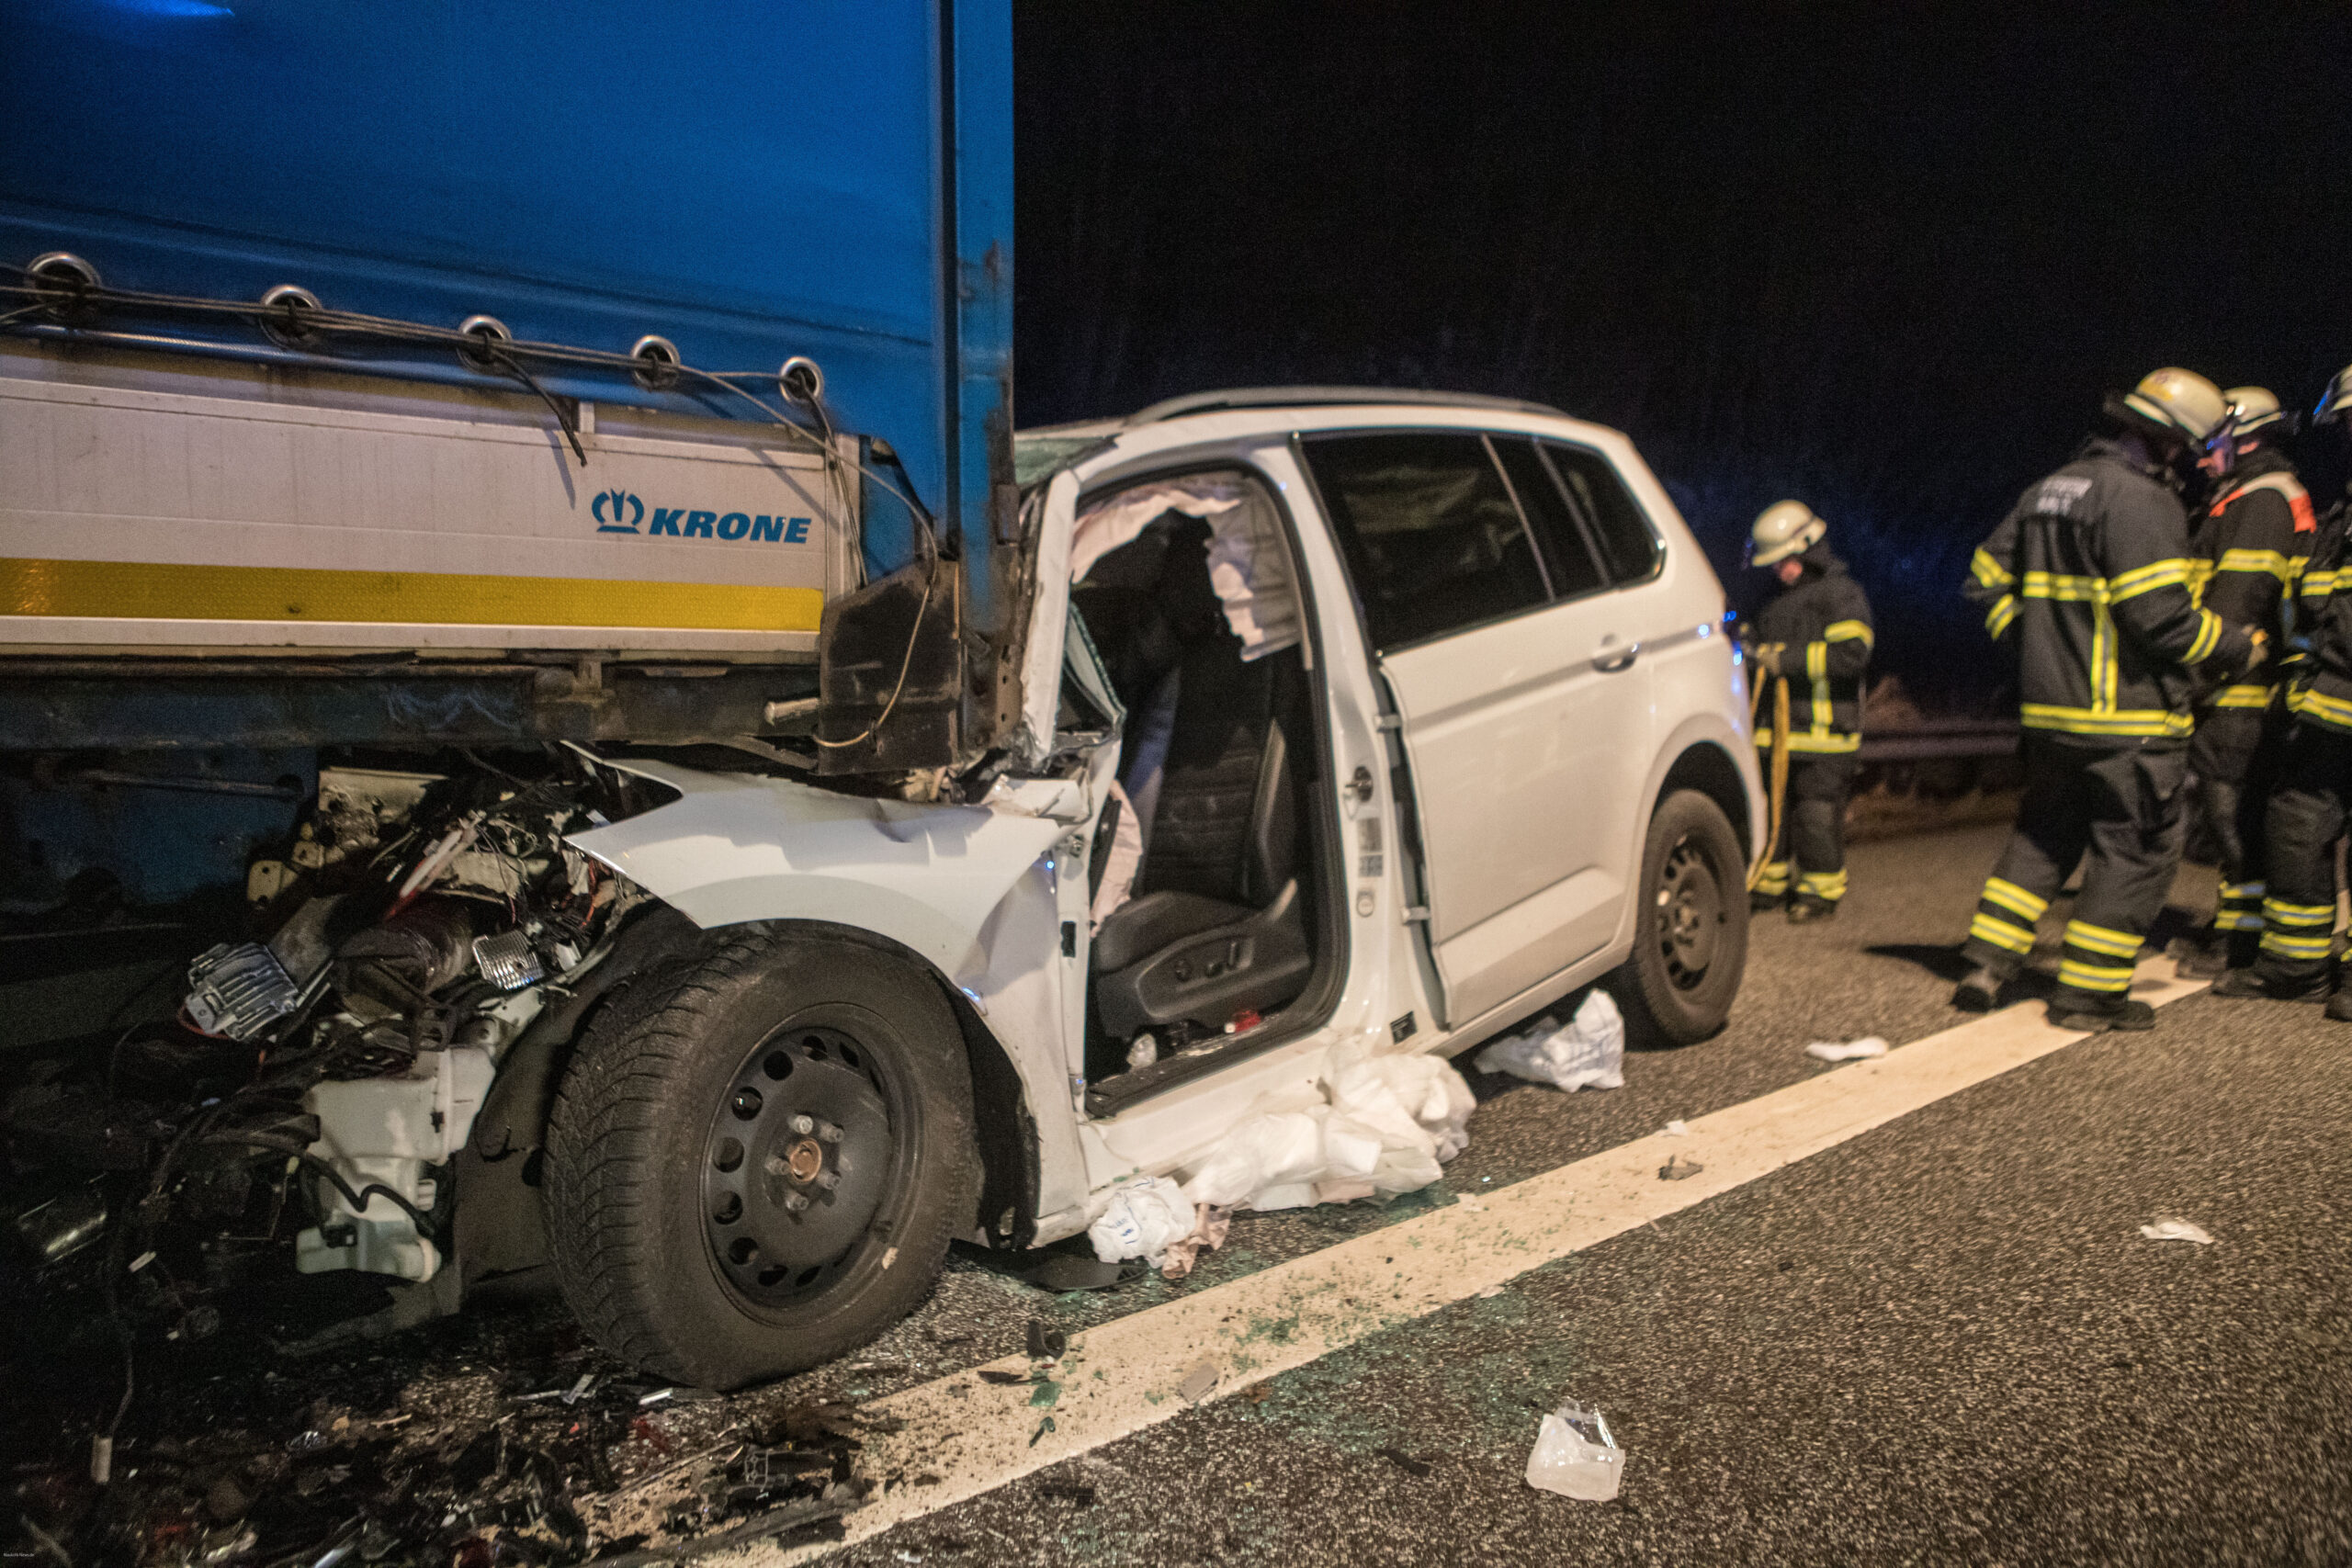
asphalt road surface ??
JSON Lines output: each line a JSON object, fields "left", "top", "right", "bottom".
{"left": 16, "top": 824, "right": 2347, "bottom": 1568}
{"left": 819, "top": 823, "right": 2352, "bottom": 1567}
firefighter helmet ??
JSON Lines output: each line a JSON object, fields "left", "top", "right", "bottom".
{"left": 2112, "top": 367, "right": 2233, "bottom": 454}
{"left": 1748, "top": 501, "right": 1826, "bottom": 568}
{"left": 2224, "top": 386, "right": 2299, "bottom": 442}
{"left": 2316, "top": 364, "right": 2352, "bottom": 427}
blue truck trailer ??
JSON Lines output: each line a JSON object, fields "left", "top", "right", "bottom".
{"left": 0, "top": 1, "right": 1033, "bottom": 1383}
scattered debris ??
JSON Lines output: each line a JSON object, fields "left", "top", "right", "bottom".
{"left": 1158, "top": 1205, "right": 1231, "bottom": 1281}
{"left": 1661, "top": 1120, "right": 1690, "bottom": 1136}
{"left": 2139, "top": 1218, "right": 2216, "bottom": 1245}
{"left": 1475, "top": 989, "right": 1625, "bottom": 1091}
{"left": 1025, "top": 1321, "right": 1069, "bottom": 1362}
{"left": 1657, "top": 1155, "right": 1705, "bottom": 1181}
{"left": 1178, "top": 1049, "right": 1476, "bottom": 1213}
{"left": 978, "top": 1369, "right": 1029, "bottom": 1386}
{"left": 1087, "top": 1178, "right": 1198, "bottom": 1270}
{"left": 1804, "top": 1036, "right": 1890, "bottom": 1062}
{"left": 1375, "top": 1447, "right": 1433, "bottom": 1477}
{"left": 1029, "top": 1416, "right": 1057, "bottom": 1448}
{"left": 975, "top": 1247, "right": 1147, "bottom": 1292}
{"left": 1523, "top": 1399, "right": 1625, "bottom": 1501}
{"left": 1178, "top": 1359, "right": 1222, "bottom": 1404}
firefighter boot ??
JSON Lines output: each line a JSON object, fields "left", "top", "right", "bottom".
{"left": 2211, "top": 964, "right": 2332, "bottom": 1003}
{"left": 1951, "top": 962, "right": 2012, "bottom": 1013}
{"left": 2048, "top": 991, "right": 2157, "bottom": 1032}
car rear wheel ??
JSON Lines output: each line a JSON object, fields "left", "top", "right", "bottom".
{"left": 1613, "top": 788, "right": 1747, "bottom": 1046}
{"left": 545, "top": 931, "right": 978, "bottom": 1389}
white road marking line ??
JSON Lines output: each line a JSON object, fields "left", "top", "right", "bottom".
{"left": 768, "top": 958, "right": 2206, "bottom": 1562}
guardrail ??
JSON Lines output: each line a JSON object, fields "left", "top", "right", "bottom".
{"left": 1854, "top": 721, "right": 2020, "bottom": 762}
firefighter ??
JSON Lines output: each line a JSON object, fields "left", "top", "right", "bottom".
{"left": 1953, "top": 368, "right": 2262, "bottom": 1030}
{"left": 2177, "top": 387, "right": 2315, "bottom": 976}
{"left": 1746, "top": 501, "right": 1874, "bottom": 920}
{"left": 2213, "top": 364, "right": 2352, "bottom": 1014}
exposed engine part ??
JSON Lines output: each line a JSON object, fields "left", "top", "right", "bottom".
{"left": 184, "top": 941, "right": 300, "bottom": 1040}
{"left": 338, "top": 898, "right": 477, "bottom": 997}
{"left": 297, "top": 1038, "right": 507, "bottom": 1281}
{"left": 472, "top": 929, "right": 545, "bottom": 991}
{"left": 295, "top": 767, "right": 443, "bottom": 871}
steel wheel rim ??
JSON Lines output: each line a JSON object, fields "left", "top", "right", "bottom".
{"left": 700, "top": 1014, "right": 902, "bottom": 1310}
{"left": 1655, "top": 833, "right": 1723, "bottom": 990}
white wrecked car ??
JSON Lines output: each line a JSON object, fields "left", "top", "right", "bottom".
{"left": 542, "top": 389, "right": 1765, "bottom": 1383}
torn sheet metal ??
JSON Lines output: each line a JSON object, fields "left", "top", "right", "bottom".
{"left": 1015, "top": 470, "right": 1081, "bottom": 766}
{"left": 566, "top": 761, "right": 1066, "bottom": 979}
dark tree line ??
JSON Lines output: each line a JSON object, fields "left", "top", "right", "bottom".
{"left": 1015, "top": 2, "right": 2352, "bottom": 710}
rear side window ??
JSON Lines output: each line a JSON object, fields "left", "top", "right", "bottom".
{"left": 1302, "top": 432, "right": 1549, "bottom": 650}
{"left": 1490, "top": 436, "right": 1608, "bottom": 600}
{"left": 1543, "top": 443, "right": 1662, "bottom": 584}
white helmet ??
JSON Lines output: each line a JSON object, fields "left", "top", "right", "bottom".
{"left": 1749, "top": 500, "right": 1826, "bottom": 568}
{"left": 2315, "top": 364, "right": 2352, "bottom": 427}
{"left": 2114, "top": 367, "right": 2233, "bottom": 453}
{"left": 2224, "top": 386, "right": 2297, "bottom": 442}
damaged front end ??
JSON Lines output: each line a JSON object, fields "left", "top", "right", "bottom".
{"left": 2, "top": 751, "right": 663, "bottom": 1338}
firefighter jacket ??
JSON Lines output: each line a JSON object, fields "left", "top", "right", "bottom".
{"left": 2286, "top": 487, "right": 2352, "bottom": 734}
{"left": 1966, "top": 436, "right": 2254, "bottom": 747}
{"left": 1752, "top": 546, "right": 1873, "bottom": 754}
{"left": 2191, "top": 446, "right": 2315, "bottom": 712}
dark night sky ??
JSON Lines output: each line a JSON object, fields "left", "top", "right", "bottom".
{"left": 1012, "top": 3, "right": 2352, "bottom": 709}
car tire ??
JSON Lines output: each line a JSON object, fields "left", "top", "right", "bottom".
{"left": 544, "top": 931, "right": 979, "bottom": 1390}
{"left": 1612, "top": 788, "right": 1748, "bottom": 1047}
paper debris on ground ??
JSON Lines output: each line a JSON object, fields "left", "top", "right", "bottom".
{"left": 1661, "top": 1119, "right": 1690, "bottom": 1136}
{"left": 1523, "top": 1399, "right": 1624, "bottom": 1501}
{"left": 1657, "top": 1155, "right": 1704, "bottom": 1181}
{"left": 1804, "top": 1036, "right": 1890, "bottom": 1062}
{"left": 2139, "top": 1217, "right": 2216, "bottom": 1245}
{"left": 1475, "top": 988, "right": 1625, "bottom": 1091}
{"left": 1086, "top": 1177, "right": 1196, "bottom": 1269}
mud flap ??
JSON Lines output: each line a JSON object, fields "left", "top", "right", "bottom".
{"left": 817, "top": 557, "right": 965, "bottom": 773}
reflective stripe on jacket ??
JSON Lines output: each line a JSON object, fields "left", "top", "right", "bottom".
{"left": 1753, "top": 547, "right": 1873, "bottom": 754}
{"left": 2193, "top": 448, "right": 2312, "bottom": 711}
{"left": 1964, "top": 437, "right": 2251, "bottom": 746}
{"left": 2286, "top": 491, "right": 2352, "bottom": 733}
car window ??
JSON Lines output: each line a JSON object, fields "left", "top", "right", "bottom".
{"left": 1543, "top": 442, "right": 1662, "bottom": 585}
{"left": 1301, "top": 432, "right": 1549, "bottom": 651}
{"left": 1490, "top": 436, "right": 1608, "bottom": 600}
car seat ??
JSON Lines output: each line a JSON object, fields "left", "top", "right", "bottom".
{"left": 1091, "top": 629, "right": 1313, "bottom": 1043}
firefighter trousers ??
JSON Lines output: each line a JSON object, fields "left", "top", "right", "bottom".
{"left": 1961, "top": 737, "right": 2188, "bottom": 1002}
{"left": 2188, "top": 702, "right": 2289, "bottom": 942}
{"left": 2249, "top": 722, "right": 2352, "bottom": 982}
{"left": 1755, "top": 753, "right": 1858, "bottom": 905}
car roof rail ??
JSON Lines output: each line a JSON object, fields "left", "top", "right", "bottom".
{"left": 1126, "top": 385, "right": 1569, "bottom": 424}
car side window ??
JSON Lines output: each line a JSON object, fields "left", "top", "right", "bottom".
{"left": 1489, "top": 436, "right": 1608, "bottom": 601}
{"left": 1543, "top": 442, "right": 1663, "bottom": 585}
{"left": 1302, "top": 432, "right": 1550, "bottom": 651}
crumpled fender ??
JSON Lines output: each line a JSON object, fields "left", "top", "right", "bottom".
{"left": 567, "top": 761, "right": 1071, "bottom": 981}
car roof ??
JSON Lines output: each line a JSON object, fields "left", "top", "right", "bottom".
{"left": 1016, "top": 386, "right": 1566, "bottom": 443}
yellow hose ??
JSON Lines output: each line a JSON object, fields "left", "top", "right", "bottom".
{"left": 1747, "top": 672, "right": 1791, "bottom": 893}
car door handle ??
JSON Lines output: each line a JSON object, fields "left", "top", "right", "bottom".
{"left": 1594, "top": 642, "right": 1641, "bottom": 673}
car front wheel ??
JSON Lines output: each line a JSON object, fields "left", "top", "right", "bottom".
{"left": 544, "top": 931, "right": 979, "bottom": 1389}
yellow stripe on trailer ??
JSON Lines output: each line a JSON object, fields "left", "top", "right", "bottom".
{"left": 0, "top": 558, "right": 825, "bottom": 634}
